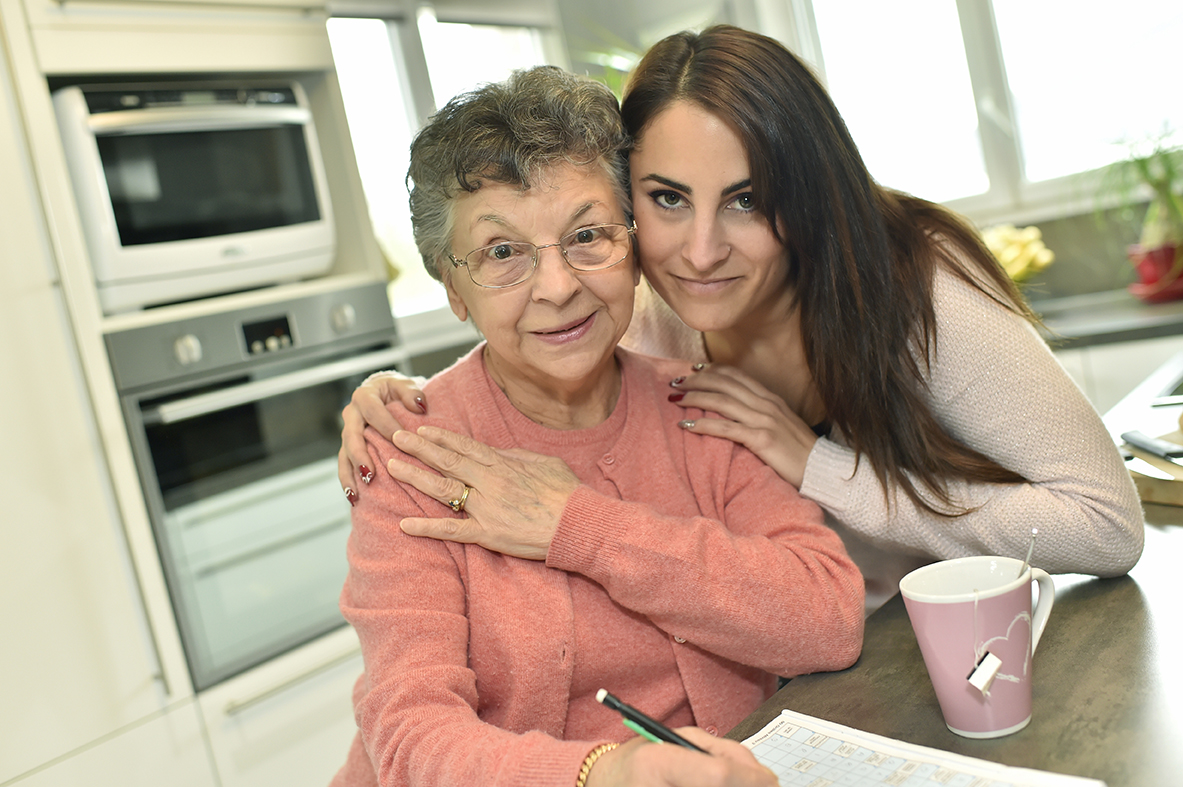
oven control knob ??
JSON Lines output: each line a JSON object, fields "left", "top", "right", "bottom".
{"left": 174, "top": 334, "right": 203, "bottom": 366}
{"left": 331, "top": 303, "right": 357, "bottom": 334}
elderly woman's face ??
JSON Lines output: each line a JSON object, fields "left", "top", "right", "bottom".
{"left": 443, "top": 162, "right": 638, "bottom": 394}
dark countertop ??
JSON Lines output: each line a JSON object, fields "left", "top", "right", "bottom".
{"left": 726, "top": 351, "right": 1183, "bottom": 787}
{"left": 1032, "top": 288, "right": 1183, "bottom": 349}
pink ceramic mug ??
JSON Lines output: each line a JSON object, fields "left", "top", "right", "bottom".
{"left": 900, "top": 556, "right": 1055, "bottom": 738}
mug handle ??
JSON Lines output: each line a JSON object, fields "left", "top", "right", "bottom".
{"left": 1029, "top": 568, "right": 1055, "bottom": 654}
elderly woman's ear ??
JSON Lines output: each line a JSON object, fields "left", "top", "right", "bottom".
{"left": 442, "top": 264, "right": 470, "bottom": 323}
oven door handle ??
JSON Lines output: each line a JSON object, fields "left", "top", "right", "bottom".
{"left": 88, "top": 105, "right": 312, "bottom": 135}
{"left": 141, "top": 345, "right": 411, "bottom": 425}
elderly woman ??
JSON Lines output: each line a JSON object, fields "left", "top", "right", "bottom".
{"left": 330, "top": 67, "right": 863, "bottom": 787}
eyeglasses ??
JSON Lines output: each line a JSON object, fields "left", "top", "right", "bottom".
{"left": 449, "top": 222, "right": 636, "bottom": 289}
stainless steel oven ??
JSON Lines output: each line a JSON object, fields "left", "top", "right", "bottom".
{"left": 106, "top": 282, "right": 405, "bottom": 691}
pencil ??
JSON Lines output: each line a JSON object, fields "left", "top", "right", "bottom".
{"left": 595, "top": 689, "right": 709, "bottom": 753}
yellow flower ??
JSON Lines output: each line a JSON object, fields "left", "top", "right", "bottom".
{"left": 981, "top": 224, "right": 1055, "bottom": 282}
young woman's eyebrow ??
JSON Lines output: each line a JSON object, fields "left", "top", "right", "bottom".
{"left": 640, "top": 174, "right": 751, "bottom": 198}
{"left": 721, "top": 179, "right": 752, "bottom": 197}
{"left": 640, "top": 174, "right": 691, "bottom": 193}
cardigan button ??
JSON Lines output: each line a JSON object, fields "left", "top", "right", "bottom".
{"left": 705, "top": 726, "right": 718, "bottom": 736}
{"left": 603, "top": 454, "right": 615, "bottom": 464}
{"left": 673, "top": 636, "right": 686, "bottom": 643}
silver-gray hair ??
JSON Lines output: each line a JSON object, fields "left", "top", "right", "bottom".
{"left": 407, "top": 66, "right": 630, "bottom": 281}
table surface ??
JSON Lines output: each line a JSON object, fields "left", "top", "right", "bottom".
{"left": 729, "top": 359, "right": 1183, "bottom": 786}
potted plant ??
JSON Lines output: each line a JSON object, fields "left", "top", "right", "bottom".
{"left": 1099, "top": 134, "right": 1183, "bottom": 303}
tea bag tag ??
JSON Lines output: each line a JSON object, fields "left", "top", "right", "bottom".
{"left": 968, "top": 652, "right": 1002, "bottom": 695}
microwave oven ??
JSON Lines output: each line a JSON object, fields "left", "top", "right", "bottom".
{"left": 53, "top": 81, "right": 337, "bottom": 314}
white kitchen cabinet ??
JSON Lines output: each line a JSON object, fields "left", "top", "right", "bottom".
{"left": 10, "top": 702, "right": 217, "bottom": 787}
{"left": 20, "top": 0, "right": 333, "bottom": 75}
{"left": 0, "top": 23, "right": 178, "bottom": 784}
{"left": 1054, "top": 334, "right": 1183, "bottom": 415}
{"left": 198, "top": 628, "right": 363, "bottom": 787}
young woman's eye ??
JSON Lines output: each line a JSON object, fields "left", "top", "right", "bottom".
{"left": 650, "top": 190, "right": 685, "bottom": 210}
{"left": 729, "top": 193, "right": 757, "bottom": 212}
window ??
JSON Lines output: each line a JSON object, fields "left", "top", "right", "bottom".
{"left": 811, "top": 0, "right": 987, "bottom": 204}
{"left": 327, "top": 11, "right": 548, "bottom": 317}
{"left": 418, "top": 16, "right": 547, "bottom": 109}
{"left": 803, "top": 0, "right": 1183, "bottom": 224}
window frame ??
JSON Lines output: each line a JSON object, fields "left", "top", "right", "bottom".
{"left": 775, "top": 0, "right": 1123, "bottom": 227}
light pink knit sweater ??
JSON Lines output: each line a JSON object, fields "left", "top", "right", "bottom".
{"left": 331, "top": 348, "right": 864, "bottom": 787}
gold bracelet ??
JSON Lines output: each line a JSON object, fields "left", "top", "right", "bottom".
{"left": 575, "top": 742, "right": 618, "bottom": 787}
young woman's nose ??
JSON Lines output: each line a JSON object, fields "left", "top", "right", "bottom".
{"left": 683, "top": 214, "right": 730, "bottom": 271}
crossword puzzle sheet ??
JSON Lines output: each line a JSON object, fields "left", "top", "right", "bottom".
{"left": 741, "top": 710, "right": 1106, "bottom": 787}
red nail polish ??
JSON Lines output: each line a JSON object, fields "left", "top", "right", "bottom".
{"left": 415, "top": 396, "right": 427, "bottom": 414}
{"left": 359, "top": 465, "right": 374, "bottom": 484}
{"left": 668, "top": 393, "right": 684, "bottom": 402}
{"left": 345, "top": 487, "right": 358, "bottom": 506}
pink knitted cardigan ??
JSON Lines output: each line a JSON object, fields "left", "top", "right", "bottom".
{"left": 331, "top": 347, "right": 864, "bottom": 787}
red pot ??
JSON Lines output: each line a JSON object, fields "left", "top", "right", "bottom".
{"left": 1128, "top": 243, "right": 1183, "bottom": 303}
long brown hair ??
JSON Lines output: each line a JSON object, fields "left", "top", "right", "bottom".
{"left": 621, "top": 25, "right": 1034, "bottom": 514}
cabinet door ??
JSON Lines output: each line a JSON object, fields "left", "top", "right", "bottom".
{"left": 1056, "top": 335, "right": 1183, "bottom": 414}
{"left": 198, "top": 629, "right": 362, "bottom": 787}
{"left": 11, "top": 702, "right": 217, "bottom": 787}
{"left": 20, "top": 0, "right": 333, "bottom": 75}
{"left": 0, "top": 27, "right": 175, "bottom": 784}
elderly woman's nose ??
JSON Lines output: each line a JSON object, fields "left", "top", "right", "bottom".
{"left": 530, "top": 245, "right": 581, "bottom": 302}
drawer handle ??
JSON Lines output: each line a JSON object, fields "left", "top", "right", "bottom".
{"left": 223, "top": 643, "right": 360, "bottom": 716}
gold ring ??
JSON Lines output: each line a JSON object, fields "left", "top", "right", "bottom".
{"left": 448, "top": 485, "right": 470, "bottom": 513}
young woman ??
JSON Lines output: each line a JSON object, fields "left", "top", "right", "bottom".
{"left": 341, "top": 26, "right": 1143, "bottom": 610}
{"left": 331, "top": 65, "right": 862, "bottom": 787}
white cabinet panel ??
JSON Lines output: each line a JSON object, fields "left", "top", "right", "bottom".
{"left": 0, "top": 27, "right": 171, "bottom": 784}
{"left": 1055, "top": 335, "right": 1183, "bottom": 415}
{"left": 199, "top": 629, "right": 362, "bottom": 787}
{"left": 12, "top": 702, "right": 216, "bottom": 787}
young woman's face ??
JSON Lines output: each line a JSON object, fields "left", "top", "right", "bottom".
{"left": 629, "top": 101, "right": 791, "bottom": 334}
{"left": 443, "top": 162, "right": 639, "bottom": 394}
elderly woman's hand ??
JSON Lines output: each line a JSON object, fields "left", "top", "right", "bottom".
{"left": 586, "top": 729, "right": 779, "bottom": 787}
{"left": 386, "top": 426, "right": 580, "bottom": 560}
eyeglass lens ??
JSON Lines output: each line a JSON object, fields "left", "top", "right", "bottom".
{"left": 465, "top": 224, "right": 630, "bottom": 287}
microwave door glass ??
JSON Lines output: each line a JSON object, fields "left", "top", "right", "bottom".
{"left": 97, "top": 124, "right": 320, "bottom": 246}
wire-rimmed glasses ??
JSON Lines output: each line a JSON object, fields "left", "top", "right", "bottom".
{"left": 448, "top": 222, "right": 636, "bottom": 289}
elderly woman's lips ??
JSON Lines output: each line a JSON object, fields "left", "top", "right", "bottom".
{"left": 533, "top": 313, "right": 596, "bottom": 343}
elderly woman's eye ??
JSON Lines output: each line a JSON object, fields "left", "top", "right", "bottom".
{"left": 573, "top": 228, "right": 599, "bottom": 245}
{"left": 491, "top": 244, "right": 516, "bottom": 260}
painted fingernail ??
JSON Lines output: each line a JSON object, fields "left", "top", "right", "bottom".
{"left": 414, "top": 396, "right": 427, "bottom": 414}
{"left": 359, "top": 465, "right": 374, "bottom": 484}
{"left": 670, "top": 376, "right": 685, "bottom": 387}
{"left": 345, "top": 487, "right": 359, "bottom": 506}
{"left": 668, "top": 393, "right": 685, "bottom": 402}
{"left": 679, "top": 420, "right": 696, "bottom": 429}
{"left": 692, "top": 363, "right": 706, "bottom": 371}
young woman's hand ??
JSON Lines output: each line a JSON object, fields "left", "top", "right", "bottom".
{"left": 337, "top": 372, "right": 426, "bottom": 503}
{"left": 670, "top": 364, "right": 820, "bottom": 488}
{"left": 587, "top": 729, "right": 779, "bottom": 787}
{"left": 386, "top": 426, "right": 580, "bottom": 560}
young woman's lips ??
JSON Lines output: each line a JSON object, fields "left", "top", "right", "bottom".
{"left": 532, "top": 312, "right": 596, "bottom": 344}
{"left": 672, "top": 275, "right": 739, "bottom": 295}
